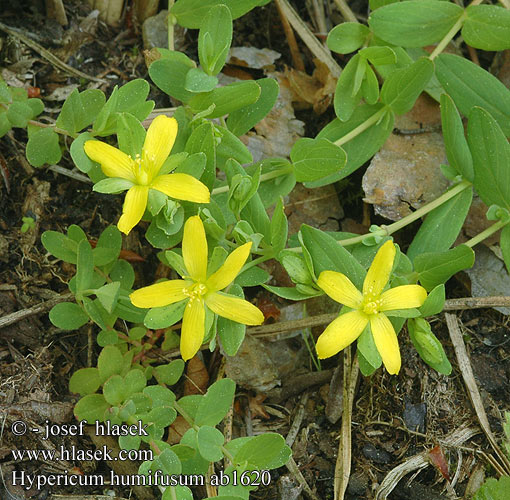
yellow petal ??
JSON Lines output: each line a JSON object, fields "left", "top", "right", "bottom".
{"left": 180, "top": 298, "right": 205, "bottom": 361}
{"left": 370, "top": 313, "right": 401, "bottom": 375}
{"left": 206, "top": 243, "right": 252, "bottom": 292}
{"left": 315, "top": 310, "right": 368, "bottom": 359}
{"left": 205, "top": 291, "right": 264, "bottom": 325}
{"left": 130, "top": 279, "right": 191, "bottom": 308}
{"left": 151, "top": 173, "right": 210, "bottom": 203}
{"left": 84, "top": 140, "right": 136, "bottom": 182}
{"left": 182, "top": 215, "right": 208, "bottom": 282}
{"left": 142, "top": 115, "right": 178, "bottom": 178}
{"left": 317, "top": 271, "right": 363, "bottom": 309}
{"left": 379, "top": 285, "right": 427, "bottom": 311}
{"left": 117, "top": 185, "right": 149, "bottom": 235}
{"left": 363, "top": 240, "right": 395, "bottom": 297}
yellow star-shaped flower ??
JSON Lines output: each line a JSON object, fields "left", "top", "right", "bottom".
{"left": 316, "top": 240, "right": 427, "bottom": 374}
{"left": 84, "top": 115, "right": 210, "bottom": 235}
{"left": 130, "top": 216, "right": 264, "bottom": 361}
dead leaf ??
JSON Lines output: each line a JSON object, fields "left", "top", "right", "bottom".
{"left": 284, "top": 58, "right": 336, "bottom": 114}
{"left": 183, "top": 356, "right": 209, "bottom": 395}
{"left": 427, "top": 445, "right": 450, "bottom": 481}
{"left": 249, "top": 393, "right": 270, "bottom": 419}
{"left": 228, "top": 46, "right": 281, "bottom": 69}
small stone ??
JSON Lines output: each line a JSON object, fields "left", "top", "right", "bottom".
{"left": 362, "top": 443, "right": 392, "bottom": 464}
{"left": 142, "top": 10, "right": 175, "bottom": 50}
{"left": 403, "top": 399, "right": 427, "bottom": 433}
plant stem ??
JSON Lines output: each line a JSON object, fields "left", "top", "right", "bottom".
{"left": 211, "top": 166, "right": 294, "bottom": 196}
{"left": 464, "top": 219, "right": 509, "bottom": 248}
{"left": 429, "top": 0, "right": 483, "bottom": 60}
{"left": 167, "top": 0, "right": 175, "bottom": 51}
{"left": 334, "top": 106, "right": 387, "bottom": 147}
{"left": 286, "top": 180, "right": 472, "bottom": 251}
{"left": 240, "top": 253, "right": 273, "bottom": 273}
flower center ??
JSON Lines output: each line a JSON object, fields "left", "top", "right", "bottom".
{"left": 132, "top": 153, "right": 151, "bottom": 185}
{"left": 183, "top": 282, "right": 208, "bottom": 305}
{"left": 361, "top": 293, "right": 381, "bottom": 316}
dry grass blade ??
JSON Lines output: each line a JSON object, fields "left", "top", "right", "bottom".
{"left": 375, "top": 424, "right": 479, "bottom": 499}
{"left": 0, "top": 21, "right": 106, "bottom": 83}
{"left": 445, "top": 313, "right": 510, "bottom": 475}
{"left": 334, "top": 348, "right": 359, "bottom": 500}
{"left": 276, "top": 0, "right": 341, "bottom": 77}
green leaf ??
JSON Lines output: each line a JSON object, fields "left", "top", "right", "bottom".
{"left": 408, "top": 318, "right": 451, "bottom": 374}
{"left": 415, "top": 245, "right": 475, "bottom": 291}
{"left": 69, "top": 367, "right": 101, "bottom": 396}
{"left": 333, "top": 54, "right": 363, "bottom": 122}
{"left": 290, "top": 138, "right": 347, "bottom": 182}
{"left": 94, "top": 226, "right": 122, "bottom": 266}
{"left": 76, "top": 240, "right": 94, "bottom": 293}
{"left": 474, "top": 476, "right": 510, "bottom": 500}
{"left": 262, "top": 284, "right": 320, "bottom": 300}
{"left": 226, "top": 78, "right": 279, "bottom": 137}
{"left": 143, "top": 385, "right": 176, "bottom": 407}
{"left": 198, "top": 4, "right": 232, "bottom": 75}
{"left": 419, "top": 284, "right": 445, "bottom": 317}
{"left": 70, "top": 132, "right": 97, "bottom": 173}
{"left": 500, "top": 225, "right": 510, "bottom": 275}
{"left": 195, "top": 379, "right": 236, "bottom": 427}
{"left": 217, "top": 284, "right": 246, "bottom": 356}
{"left": 381, "top": 57, "right": 434, "bottom": 115}
{"left": 26, "top": 128, "right": 61, "bottom": 167}
{"left": 235, "top": 266, "right": 269, "bottom": 287}
{"left": 110, "top": 260, "right": 135, "bottom": 289}
{"left": 358, "top": 324, "right": 382, "bottom": 371}
{"left": 154, "top": 359, "right": 185, "bottom": 386}
{"left": 440, "top": 94, "right": 473, "bottom": 182}
{"left": 407, "top": 185, "right": 472, "bottom": 260}
{"left": 6, "top": 101, "right": 33, "bottom": 128}
{"left": 56, "top": 89, "right": 105, "bottom": 134}
{"left": 117, "top": 112, "right": 146, "bottom": 158}
{"left": 327, "top": 22, "right": 370, "bottom": 54}
{"left": 280, "top": 250, "right": 314, "bottom": 285}
{"left": 171, "top": 0, "right": 261, "bottom": 29}
{"left": 157, "top": 448, "right": 182, "bottom": 475}
{"left": 368, "top": 0, "right": 464, "bottom": 48}
{"left": 313, "top": 103, "right": 394, "bottom": 187}
{"left": 463, "top": 5, "right": 510, "bottom": 51}
{"left": 216, "top": 126, "right": 253, "bottom": 167}
{"left": 359, "top": 46, "right": 397, "bottom": 66}
{"left": 41, "top": 230, "right": 77, "bottom": 263}
{"left": 270, "top": 197, "right": 288, "bottom": 254}
{"left": 197, "top": 426, "right": 224, "bottom": 462}
{"left": 103, "top": 374, "right": 127, "bottom": 405}
{"left": 74, "top": 394, "right": 110, "bottom": 424}
{"left": 233, "top": 433, "right": 291, "bottom": 470}
{"left": 188, "top": 81, "right": 261, "bottom": 118}
{"left": 144, "top": 300, "right": 187, "bottom": 329}
{"left": 300, "top": 225, "right": 366, "bottom": 289}
{"left": 149, "top": 52, "right": 196, "bottom": 103}
{"left": 95, "top": 282, "right": 121, "bottom": 313}
{"left": 184, "top": 68, "right": 218, "bottom": 93}
{"left": 185, "top": 121, "right": 216, "bottom": 189}
{"left": 93, "top": 80, "right": 153, "bottom": 136}
{"left": 467, "top": 107, "right": 510, "bottom": 211}
{"left": 97, "top": 345, "right": 124, "bottom": 383}
{"left": 49, "top": 302, "right": 88, "bottom": 330}
{"left": 92, "top": 177, "right": 133, "bottom": 194}
{"left": 435, "top": 54, "right": 510, "bottom": 136}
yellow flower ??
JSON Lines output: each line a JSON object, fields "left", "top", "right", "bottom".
{"left": 130, "top": 215, "right": 264, "bottom": 361}
{"left": 84, "top": 115, "right": 210, "bottom": 235}
{"left": 316, "top": 240, "right": 427, "bottom": 374}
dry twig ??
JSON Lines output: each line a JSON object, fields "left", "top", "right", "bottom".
{"left": 445, "top": 313, "right": 510, "bottom": 475}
